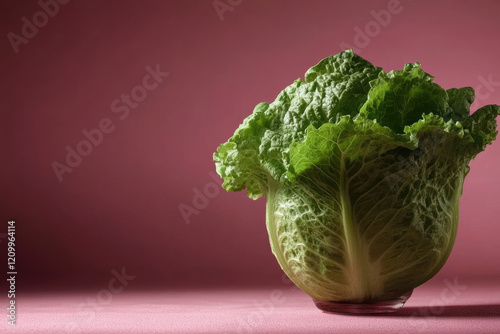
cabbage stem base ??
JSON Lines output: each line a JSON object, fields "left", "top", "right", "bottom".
{"left": 312, "top": 290, "right": 413, "bottom": 314}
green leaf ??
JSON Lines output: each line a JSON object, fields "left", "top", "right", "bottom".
{"left": 214, "top": 50, "right": 381, "bottom": 198}
{"left": 464, "top": 104, "right": 500, "bottom": 153}
{"left": 287, "top": 116, "right": 415, "bottom": 181}
{"left": 444, "top": 87, "right": 475, "bottom": 122}
{"left": 359, "top": 63, "right": 448, "bottom": 133}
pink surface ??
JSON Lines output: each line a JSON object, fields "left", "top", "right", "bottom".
{"left": 4, "top": 278, "right": 500, "bottom": 334}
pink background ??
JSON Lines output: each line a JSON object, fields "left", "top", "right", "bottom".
{"left": 2, "top": 0, "right": 500, "bottom": 297}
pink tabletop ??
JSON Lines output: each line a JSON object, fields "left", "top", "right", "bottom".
{"left": 5, "top": 278, "right": 499, "bottom": 334}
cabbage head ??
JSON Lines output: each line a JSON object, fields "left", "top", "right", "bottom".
{"left": 214, "top": 50, "right": 499, "bottom": 302}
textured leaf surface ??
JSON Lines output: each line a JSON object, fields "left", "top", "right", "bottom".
{"left": 271, "top": 117, "right": 470, "bottom": 301}
{"left": 214, "top": 50, "right": 499, "bottom": 301}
